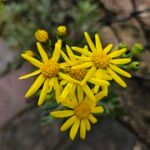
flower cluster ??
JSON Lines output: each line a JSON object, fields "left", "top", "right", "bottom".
{"left": 19, "top": 26, "right": 133, "bottom": 140}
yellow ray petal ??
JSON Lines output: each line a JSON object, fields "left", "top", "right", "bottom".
{"left": 81, "top": 66, "right": 96, "bottom": 85}
{"left": 53, "top": 78, "right": 61, "bottom": 103}
{"left": 60, "top": 80, "right": 68, "bottom": 85}
{"left": 48, "top": 77, "right": 55, "bottom": 93}
{"left": 52, "top": 39, "right": 62, "bottom": 61}
{"left": 58, "top": 72, "right": 80, "bottom": 84}
{"left": 60, "top": 83, "right": 73, "bottom": 100}
{"left": 80, "top": 120, "right": 86, "bottom": 139}
{"left": 72, "top": 62, "right": 93, "bottom": 70}
{"left": 95, "top": 89, "right": 108, "bottom": 101}
{"left": 84, "top": 32, "right": 96, "bottom": 52}
{"left": 66, "top": 45, "right": 76, "bottom": 61}
{"left": 71, "top": 46, "right": 92, "bottom": 56}
{"left": 77, "top": 85, "right": 84, "bottom": 102}
{"left": 61, "top": 116, "right": 77, "bottom": 131}
{"left": 50, "top": 110, "right": 74, "bottom": 118}
{"left": 60, "top": 50, "right": 72, "bottom": 65}
{"left": 19, "top": 69, "right": 41, "bottom": 80}
{"left": 38, "top": 79, "right": 50, "bottom": 106}
{"left": 109, "top": 64, "right": 131, "bottom": 78}
{"left": 70, "top": 119, "right": 80, "bottom": 140}
{"left": 89, "top": 78, "right": 110, "bottom": 86}
{"left": 82, "top": 84, "right": 96, "bottom": 101}
{"left": 92, "top": 106, "right": 104, "bottom": 113}
{"left": 103, "top": 44, "right": 113, "bottom": 54}
{"left": 95, "top": 34, "right": 102, "bottom": 53}
{"left": 69, "top": 85, "right": 78, "bottom": 105}
{"left": 59, "top": 62, "right": 70, "bottom": 69}
{"left": 85, "top": 119, "right": 91, "bottom": 131}
{"left": 88, "top": 114, "right": 97, "bottom": 124}
{"left": 101, "top": 70, "right": 112, "bottom": 80}
{"left": 107, "top": 67, "right": 127, "bottom": 87}
{"left": 108, "top": 48, "right": 127, "bottom": 58}
{"left": 25, "top": 74, "right": 45, "bottom": 98}
{"left": 36, "top": 42, "right": 48, "bottom": 62}
{"left": 110, "top": 58, "right": 131, "bottom": 64}
{"left": 21, "top": 54, "right": 43, "bottom": 68}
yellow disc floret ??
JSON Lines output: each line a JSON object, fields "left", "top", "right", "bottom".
{"left": 74, "top": 101, "right": 91, "bottom": 119}
{"left": 69, "top": 69, "right": 87, "bottom": 81}
{"left": 40, "top": 60, "right": 59, "bottom": 78}
{"left": 93, "top": 52, "right": 110, "bottom": 69}
{"left": 35, "top": 29, "right": 48, "bottom": 42}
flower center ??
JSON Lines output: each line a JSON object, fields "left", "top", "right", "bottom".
{"left": 40, "top": 60, "right": 59, "bottom": 78}
{"left": 93, "top": 52, "right": 110, "bottom": 68}
{"left": 74, "top": 102, "right": 91, "bottom": 119}
{"left": 69, "top": 69, "right": 87, "bottom": 81}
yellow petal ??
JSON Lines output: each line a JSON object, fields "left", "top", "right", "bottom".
{"left": 60, "top": 116, "right": 77, "bottom": 131}
{"left": 89, "top": 78, "right": 110, "bottom": 86}
{"left": 72, "top": 62, "right": 93, "bottom": 70}
{"left": 71, "top": 46, "right": 92, "bottom": 56}
{"left": 69, "top": 85, "right": 78, "bottom": 105}
{"left": 108, "top": 48, "right": 127, "bottom": 58}
{"left": 48, "top": 77, "right": 55, "bottom": 93}
{"left": 82, "top": 84, "right": 96, "bottom": 101}
{"left": 53, "top": 78, "right": 61, "bottom": 103}
{"left": 107, "top": 67, "right": 127, "bottom": 87}
{"left": 66, "top": 45, "right": 76, "bottom": 61}
{"left": 21, "top": 54, "right": 43, "bottom": 68}
{"left": 36, "top": 42, "right": 48, "bottom": 62}
{"left": 60, "top": 83, "right": 73, "bottom": 100}
{"left": 80, "top": 120, "right": 86, "bottom": 139}
{"left": 19, "top": 69, "right": 41, "bottom": 80}
{"left": 84, "top": 32, "right": 96, "bottom": 52}
{"left": 95, "top": 34, "right": 102, "bottom": 53}
{"left": 95, "top": 89, "right": 108, "bottom": 101}
{"left": 103, "top": 44, "right": 113, "bottom": 54}
{"left": 109, "top": 64, "right": 131, "bottom": 78}
{"left": 52, "top": 39, "right": 62, "bottom": 61}
{"left": 60, "top": 50, "right": 72, "bottom": 65}
{"left": 85, "top": 119, "right": 91, "bottom": 131}
{"left": 38, "top": 79, "right": 50, "bottom": 106}
{"left": 110, "top": 58, "right": 131, "bottom": 64}
{"left": 70, "top": 119, "right": 80, "bottom": 140}
{"left": 88, "top": 114, "right": 97, "bottom": 124}
{"left": 81, "top": 66, "right": 96, "bottom": 85}
{"left": 58, "top": 72, "right": 80, "bottom": 84}
{"left": 25, "top": 74, "right": 45, "bottom": 98}
{"left": 77, "top": 85, "right": 84, "bottom": 102}
{"left": 92, "top": 106, "right": 104, "bottom": 113}
{"left": 50, "top": 110, "right": 74, "bottom": 118}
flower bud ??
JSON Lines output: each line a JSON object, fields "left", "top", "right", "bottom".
{"left": 57, "top": 25, "right": 67, "bottom": 36}
{"left": 131, "top": 43, "right": 143, "bottom": 56}
{"left": 35, "top": 29, "right": 48, "bottom": 42}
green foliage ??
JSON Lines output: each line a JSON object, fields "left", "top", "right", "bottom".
{"left": 0, "top": 0, "right": 100, "bottom": 50}
{"left": 99, "top": 91, "right": 125, "bottom": 118}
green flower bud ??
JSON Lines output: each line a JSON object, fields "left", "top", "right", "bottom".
{"left": 131, "top": 43, "right": 143, "bottom": 56}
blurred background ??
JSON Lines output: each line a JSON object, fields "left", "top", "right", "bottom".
{"left": 0, "top": 0, "right": 150, "bottom": 150}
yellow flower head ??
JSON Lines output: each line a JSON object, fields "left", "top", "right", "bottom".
{"left": 50, "top": 88, "right": 104, "bottom": 140}
{"left": 19, "top": 40, "right": 64, "bottom": 106}
{"left": 57, "top": 25, "right": 67, "bottom": 36}
{"left": 35, "top": 29, "right": 48, "bottom": 42}
{"left": 58, "top": 45, "right": 109, "bottom": 102}
{"left": 24, "top": 50, "right": 34, "bottom": 57}
{"left": 72, "top": 32, "right": 132, "bottom": 88}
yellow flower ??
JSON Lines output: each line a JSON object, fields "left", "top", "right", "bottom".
{"left": 72, "top": 32, "right": 132, "bottom": 87}
{"left": 58, "top": 45, "right": 109, "bottom": 102}
{"left": 50, "top": 88, "right": 104, "bottom": 140}
{"left": 19, "top": 40, "right": 64, "bottom": 106}
{"left": 35, "top": 29, "right": 48, "bottom": 42}
{"left": 24, "top": 50, "right": 34, "bottom": 57}
{"left": 57, "top": 25, "right": 67, "bottom": 36}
